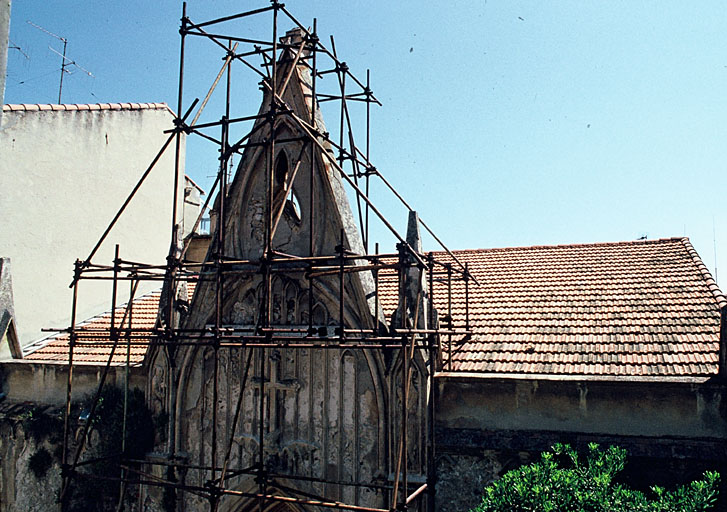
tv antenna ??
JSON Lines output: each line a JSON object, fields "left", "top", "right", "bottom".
{"left": 27, "top": 21, "right": 94, "bottom": 103}
{"left": 9, "top": 39, "right": 30, "bottom": 60}
{"left": 713, "top": 215, "right": 719, "bottom": 283}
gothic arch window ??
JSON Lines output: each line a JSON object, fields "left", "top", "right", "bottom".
{"left": 272, "top": 277, "right": 285, "bottom": 324}
{"left": 286, "top": 188, "right": 302, "bottom": 223}
{"left": 274, "top": 151, "right": 289, "bottom": 190}
{"left": 227, "top": 289, "right": 258, "bottom": 325}
{"left": 311, "top": 302, "right": 328, "bottom": 326}
{"left": 273, "top": 149, "right": 302, "bottom": 224}
{"left": 284, "top": 282, "right": 299, "bottom": 325}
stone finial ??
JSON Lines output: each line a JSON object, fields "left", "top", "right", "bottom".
{"left": 407, "top": 210, "right": 422, "bottom": 253}
{"left": 281, "top": 27, "right": 310, "bottom": 58}
{"left": 392, "top": 211, "right": 430, "bottom": 331}
{"left": 283, "top": 27, "right": 306, "bottom": 45}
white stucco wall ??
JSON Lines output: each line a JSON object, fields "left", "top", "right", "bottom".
{"left": 0, "top": 104, "right": 184, "bottom": 346}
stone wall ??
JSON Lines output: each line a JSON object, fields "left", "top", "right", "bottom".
{"left": 0, "top": 361, "right": 148, "bottom": 510}
{"left": 435, "top": 451, "right": 506, "bottom": 512}
{"left": 0, "top": 402, "right": 63, "bottom": 511}
{"left": 0, "top": 381, "right": 154, "bottom": 511}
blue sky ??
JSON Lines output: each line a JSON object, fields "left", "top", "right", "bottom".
{"left": 5, "top": 1, "right": 726, "bottom": 283}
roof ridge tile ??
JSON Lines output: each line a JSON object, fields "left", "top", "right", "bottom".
{"left": 442, "top": 237, "right": 687, "bottom": 256}
{"left": 3, "top": 102, "right": 172, "bottom": 114}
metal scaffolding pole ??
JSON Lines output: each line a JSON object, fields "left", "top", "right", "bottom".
{"left": 56, "top": 4, "right": 475, "bottom": 511}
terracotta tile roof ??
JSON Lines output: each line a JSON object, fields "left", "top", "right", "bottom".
{"left": 22, "top": 238, "right": 725, "bottom": 380}
{"left": 383, "top": 237, "right": 723, "bottom": 379}
{"left": 3, "top": 102, "right": 172, "bottom": 113}
{"left": 23, "top": 284, "right": 195, "bottom": 366}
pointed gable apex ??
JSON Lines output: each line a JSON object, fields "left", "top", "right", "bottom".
{"left": 182, "top": 26, "right": 380, "bottom": 331}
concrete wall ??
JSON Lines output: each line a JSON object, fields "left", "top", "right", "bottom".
{"left": 435, "top": 376, "right": 727, "bottom": 512}
{"left": 437, "top": 376, "right": 727, "bottom": 440}
{"left": 1, "top": 361, "right": 146, "bottom": 405}
{"left": 0, "top": 105, "right": 184, "bottom": 347}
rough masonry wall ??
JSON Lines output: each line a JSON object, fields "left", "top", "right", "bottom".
{"left": 435, "top": 450, "right": 523, "bottom": 512}
{"left": 0, "top": 406, "right": 62, "bottom": 511}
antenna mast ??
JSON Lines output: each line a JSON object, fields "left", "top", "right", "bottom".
{"left": 27, "top": 21, "right": 93, "bottom": 103}
{"left": 58, "top": 38, "right": 67, "bottom": 103}
{"left": 713, "top": 215, "right": 718, "bottom": 283}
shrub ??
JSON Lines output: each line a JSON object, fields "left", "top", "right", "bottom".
{"left": 21, "top": 406, "right": 64, "bottom": 481}
{"left": 472, "top": 443, "right": 719, "bottom": 512}
{"left": 28, "top": 447, "right": 54, "bottom": 479}
{"left": 22, "top": 406, "right": 63, "bottom": 444}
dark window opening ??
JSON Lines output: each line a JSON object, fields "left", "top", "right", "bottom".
{"left": 273, "top": 150, "right": 302, "bottom": 224}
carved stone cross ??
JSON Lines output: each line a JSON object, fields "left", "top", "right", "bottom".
{"left": 252, "top": 355, "right": 301, "bottom": 433}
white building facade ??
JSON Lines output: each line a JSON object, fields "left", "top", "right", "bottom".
{"left": 0, "top": 102, "right": 185, "bottom": 347}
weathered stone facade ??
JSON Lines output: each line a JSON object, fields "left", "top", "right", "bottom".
{"left": 142, "top": 30, "right": 428, "bottom": 511}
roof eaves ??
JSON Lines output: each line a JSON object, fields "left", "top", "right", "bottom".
{"left": 3, "top": 358, "right": 143, "bottom": 368}
{"left": 21, "top": 289, "right": 162, "bottom": 357}
{"left": 681, "top": 237, "right": 727, "bottom": 310}
{"left": 435, "top": 371, "right": 715, "bottom": 385}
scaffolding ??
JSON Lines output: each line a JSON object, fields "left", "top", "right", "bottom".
{"left": 57, "top": 3, "right": 473, "bottom": 511}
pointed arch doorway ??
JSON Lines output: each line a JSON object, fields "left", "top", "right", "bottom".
{"left": 218, "top": 486, "right": 307, "bottom": 512}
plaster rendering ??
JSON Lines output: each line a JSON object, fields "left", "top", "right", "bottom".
{"left": 0, "top": 103, "right": 184, "bottom": 346}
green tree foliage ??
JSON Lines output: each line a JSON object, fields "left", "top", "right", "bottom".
{"left": 472, "top": 444, "right": 719, "bottom": 512}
